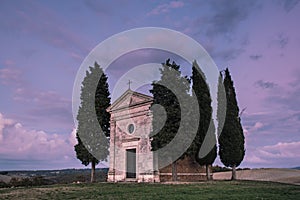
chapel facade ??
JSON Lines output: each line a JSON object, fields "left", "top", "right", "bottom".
{"left": 107, "top": 89, "right": 206, "bottom": 182}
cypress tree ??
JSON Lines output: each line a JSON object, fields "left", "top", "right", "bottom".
{"left": 218, "top": 68, "right": 245, "bottom": 180}
{"left": 74, "top": 62, "right": 110, "bottom": 182}
{"left": 217, "top": 72, "right": 226, "bottom": 138}
{"left": 150, "top": 59, "right": 191, "bottom": 181}
{"left": 190, "top": 61, "right": 217, "bottom": 180}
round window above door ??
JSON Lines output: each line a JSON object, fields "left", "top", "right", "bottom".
{"left": 127, "top": 124, "right": 135, "bottom": 134}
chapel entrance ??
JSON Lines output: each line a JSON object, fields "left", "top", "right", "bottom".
{"left": 126, "top": 148, "right": 136, "bottom": 178}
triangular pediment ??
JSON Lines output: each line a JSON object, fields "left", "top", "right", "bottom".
{"left": 107, "top": 89, "right": 153, "bottom": 112}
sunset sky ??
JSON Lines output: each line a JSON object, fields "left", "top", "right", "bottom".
{"left": 0, "top": 0, "right": 299, "bottom": 170}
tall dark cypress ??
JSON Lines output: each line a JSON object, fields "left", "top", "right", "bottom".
{"left": 190, "top": 61, "right": 217, "bottom": 180}
{"left": 74, "top": 62, "right": 110, "bottom": 182}
{"left": 218, "top": 68, "right": 245, "bottom": 180}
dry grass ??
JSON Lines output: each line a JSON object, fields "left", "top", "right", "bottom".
{"left": 214, "top": 168, "right": 300, "bottom": 185}
{"left": 0, "top": 185, "right": 85, "bottom": 199}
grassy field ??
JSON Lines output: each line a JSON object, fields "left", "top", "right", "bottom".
{"left": 0, "top": 181, "right": 299, "bottom": 200}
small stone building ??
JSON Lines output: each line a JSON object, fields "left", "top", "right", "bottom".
{"left": 107, "top": 89, "right": 206, "bottom": 182}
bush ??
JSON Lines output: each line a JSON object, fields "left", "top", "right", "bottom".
{"left": 10, "top": 177, "right": 32, "bottom": 187}
{"left": 211, "top": 166, "right": 251, "bottom": 173}
{"left": 237, "top": 168, "right": 250, "bottom": 171}
{"left": 211, "top": 165, "right": 231, "bottom": 173}
{"left": 0, "top": 181, "right": 8, "bottom": 188}
{"left": 9, "top": 176, "right": 51, "bottom": 187}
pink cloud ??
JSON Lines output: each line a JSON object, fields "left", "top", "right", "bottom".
{"left": 0, "top": 68, "right": 22, "bottom": 86}
{"left": 70, "top": 52, "right": 84, "bottom": 62}
{"left": 259, "top": 141, "right": 300, "bottom": 159}
{"left": 0, "top": 113, "right": 14, "bottom": 142}
{"left": 243, "top": 141, "right": 300, "bottom": 167}
{"left": 244, "top": 154, "right": 270, "bottom": 164}
{"left": 0, "top": 112, "right": 76, "bottom": 162}
{"left": 4, "top": 60, "right": 15, "bottom": 66}
{"left": 253, "top": 121, "right": 264, "bottom": 130}
{"left": 147, "top": 1, "right": 184, "bottom": 16}
{"left": 243, "top": 121, "right": 264, "bottom": 136}
{"left": 170, "top": 1, "right": 185, "bottom": 8}
{"left": 0, "top": 66, "right": 73, "bottom": 132}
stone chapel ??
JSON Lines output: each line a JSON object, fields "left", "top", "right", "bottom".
{"left": 106, "top": 89, "right": 206, "bottom": 182}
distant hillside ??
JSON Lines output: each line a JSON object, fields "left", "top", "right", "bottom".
{"left": 0, "top": 168, "right": 109, "bottom": 187}
{"left": 214, "top": 168, "right": 300, "bottom": 185}
{"left": 292, "top": 166, "right": 300, "bottom": 170}
{"left": 0, "top": 168, "right": 108, "bottom": 177}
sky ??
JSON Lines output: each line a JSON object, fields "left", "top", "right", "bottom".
{"left": 0, "top": 0, "right": 299, "bottom": 170}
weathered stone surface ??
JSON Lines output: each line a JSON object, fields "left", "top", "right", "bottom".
{"left": 107, "top": 89, "right": 159, "bottom": 182}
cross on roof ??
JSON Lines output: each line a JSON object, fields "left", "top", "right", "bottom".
{"left": 127, "top": 80, "right": 132, "bottom": 90}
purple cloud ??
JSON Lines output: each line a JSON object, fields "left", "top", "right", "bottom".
{"left": 212, "top": 46, "right": 245, "bottom": 61}
{"left": 0, "top": 1, "right": 89, "bottom": 56}
{"left": 255, "top": 80, "right": 277, "bottom": 89}
{"left": 266, "top": 76, "right": 300, "bottom": 111}
{"left": 205, "top": 0, "right": 258, "bottom": 37}
{"left": 147, "top": 1, "right": 184, "bottom": 16}
{"left": 268, "top": 33, "right": 289, "bottom": 49}
{"left": 249, "top": 54, "right": 263, "bottom": 60}
{"left": 278, "top": 0, "right": 300, "bottom": 12}
{"left": 106, "top": 48, "right": 190, "bottom": 95}
{"left": 0, "top": 68, "right": 22, "bottom": 86}
{"left": 84, "top": 0, "right": 113, "bottom": 16}
{"left": 12, "top": 87, "right": 73, "bottom": 132}
{"left": 276, "top": 33, "right": 289, "bottom": 48}
{"left": 177, "top": 1, "right": 255, "bottom": 62}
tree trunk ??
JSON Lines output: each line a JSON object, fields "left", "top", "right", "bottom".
{"left": 172, "top": 161, "right": 177, "bottom": 181}
{"left": 91, "top": 160, "right": 96, "bottom": 183}
{"left": 206, "top": 164, "right": 212, "bottom": 181}
{"left": 231, "top": 165, "right": 236, "bottom": 180}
